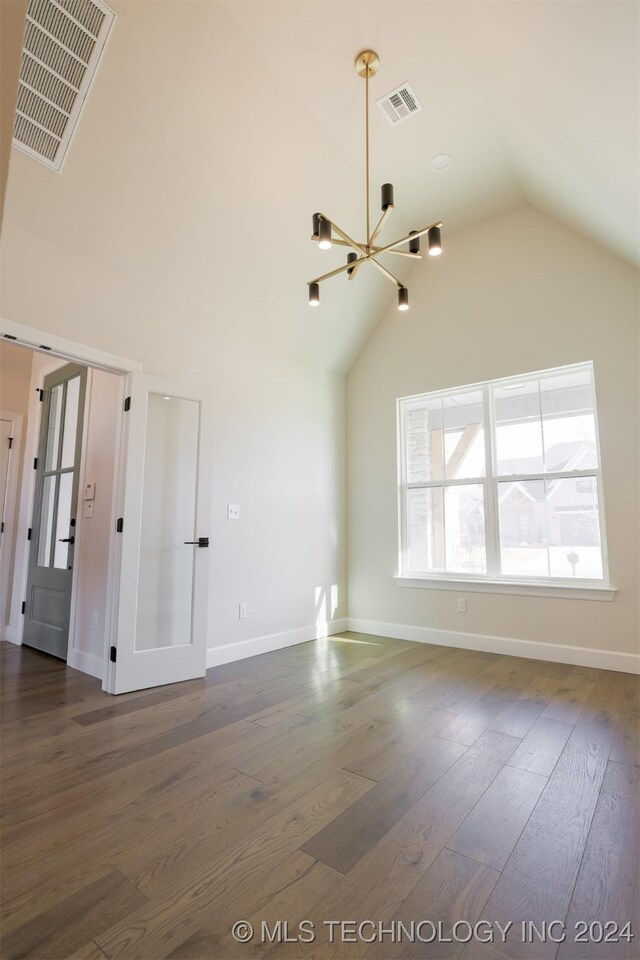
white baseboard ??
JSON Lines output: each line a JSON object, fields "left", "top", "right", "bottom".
{"left": 347, "top": 618, "right": 640, "bottom": 675}
{"left": 207, "top": 618, "right": 349, "bottom": 669}
{"left": 67, "top": 648, "right": 104, "bottom": 680}
{"left": 1, "top": 626, "right": 21, "bottom": 645}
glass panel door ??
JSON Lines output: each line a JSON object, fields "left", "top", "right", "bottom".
{"left": 108, "top": 373, "right": 210, "bottom": 695}
{"left": 23, "top": 364, "right": 87, "bottom": 660}
{"left": 136, "top": 393, "right": 200, "bottom": 651}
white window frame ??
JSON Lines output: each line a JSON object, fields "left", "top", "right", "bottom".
{"left": 396, "top": 362, "right": 615, "bottom": 601}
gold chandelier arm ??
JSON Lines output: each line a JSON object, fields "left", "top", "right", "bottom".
{"left": 374, "top": 221, "right": 442, "bottom": 257}
{"left": 311, "top": 236, "right": 363, "bottom": 249}
{"left": 368, "top": 205, "right": 392, "bottom": 248}
{"left": 369, "top": 257, "right": 402, "bottom": 287}
{"left": 373, "top": 247, "right": 422, "bottom": 260}
{"left": 310, "top": 235, "right": 421, "bottom": 259}
{"left": 330, "top": 221, "right": 368, "bottom": 257}
{"left": 308, "top": 257, "right": 367, "bottom": 286}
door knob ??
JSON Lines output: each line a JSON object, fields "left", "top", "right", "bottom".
{"left": 58, "top": 537, "right": 75, "bottom": 544}
{"left": 184, "top": 537, "right": 209, "bottom": 547}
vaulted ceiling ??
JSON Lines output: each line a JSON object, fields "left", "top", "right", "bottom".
{"left": 2, "top": 1, "right": 638, "bottom": 372}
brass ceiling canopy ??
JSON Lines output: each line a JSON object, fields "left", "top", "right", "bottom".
{"left": 308, "top": 50, "right": 443, "bottom": 312}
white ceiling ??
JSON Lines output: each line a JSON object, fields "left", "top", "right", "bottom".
{"left": 4, "top": 0, "right": 638, "bottom": 372}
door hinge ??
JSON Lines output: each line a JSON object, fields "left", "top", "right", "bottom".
{"left": 0, "top": 522, "right": 4, "bottom": 533}
{"left": 36, "top": 388, "right": 43, "bottom": 402}
{"left": 110, "top": 646, "right": 117, "bottom": 663}
{"left": 27, "top": 527, "right": 32, "bottom": 540}
{"left": 123, "top": 396, "right": 131, "bottom": 412}
{"left": 21, "top": 601, "right": 26, "bottom": 615}
{"left": 33, "top": 457, "right": 38, "bottom": 470}
{"left": 116, "top": 517, "right": 124, "bottom": 532}
{"left": 8, "top": 436, "right": 13, "bottom": 449}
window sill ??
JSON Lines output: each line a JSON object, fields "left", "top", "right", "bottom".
{"left": 395, "top": 575, "right": 617, "bottom": 601}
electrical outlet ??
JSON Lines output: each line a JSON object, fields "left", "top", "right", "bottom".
{"left": 238, "top": 603, "right": 247, "bottom": 619}
{"left": 228, "top": 504, "right": 240, "bottom": 520}
{"left": 457, "top": 598, "right": 467, "bottom": 613}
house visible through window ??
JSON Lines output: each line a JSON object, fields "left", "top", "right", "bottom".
{"left": 398, "top": 363, "right": 608, "bottom": 585}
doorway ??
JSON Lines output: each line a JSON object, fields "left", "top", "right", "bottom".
{"left": 1, "top": 319, "right": 211, "bottom": 695}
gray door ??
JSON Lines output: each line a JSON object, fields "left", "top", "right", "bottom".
{"left": 23, "top": 364, "right": 87, "bottom": 660}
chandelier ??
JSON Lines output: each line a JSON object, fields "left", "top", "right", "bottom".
{"left": 308, "top": 50, "right": 443, "bottom": 312}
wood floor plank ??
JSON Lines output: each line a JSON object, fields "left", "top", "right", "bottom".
{"left": 271, "top": 731, "right": 520, "bottom": 960}
{"left": 301, "top": 739, "right": 466, "bottom": 873}
{"left": 446, "top": 765, "right": 548, "bottom": 870}
{"left": 168, "top": 852, "right": 342, "bottom": 959}
{"left": 0, "top": 869, "right": 147, "bottom": 959}
{"left": 507, "top": 716, "right": 573, "bottom": 777}
{"left": 558, "top": 760, "right": 639, "bottom": 959}
{"left": 371, "top": 848, "right": 500, "bottom": 959}
{"left": 95, "top": 769, "right": 372, "bottom": 959}
{"left": 505, "top": 716, "right": 616, "bottom": 892}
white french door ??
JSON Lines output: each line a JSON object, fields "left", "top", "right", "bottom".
{"left": 106, "top": 374, "right": 211, "bottom": 694}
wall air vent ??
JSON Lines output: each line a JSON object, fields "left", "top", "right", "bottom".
{"left": 376, "top": 83, "right": 422, "bottom": 127}
{"left": 13, "top": 0, "right": 115, "bottom": 172}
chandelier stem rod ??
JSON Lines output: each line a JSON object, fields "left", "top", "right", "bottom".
{"left": 365, "top": 65, "right": 370, "bottom": 248}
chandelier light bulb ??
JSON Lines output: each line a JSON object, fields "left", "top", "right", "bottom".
{"left": 381, "top": 183, "right": 394, "bottom": 211}
{"left": 318, "top": 218, "right": 332, "bottom": 250}
{"left": 308, "top": 282, "right": 320, "bottom": 306}
{"left": 428, "top": 225, "right": 442, "bottom": 256}
{"left": 398, "top": 286, "right": 409, "bottom": 311}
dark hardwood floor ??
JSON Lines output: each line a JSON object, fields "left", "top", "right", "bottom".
{"left": 1, "top": 635, "right": 638, "bottom": 960}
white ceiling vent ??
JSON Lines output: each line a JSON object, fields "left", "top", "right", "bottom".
{"left": 13, "top": 0, "right": 115, "bottom": 172}
{"left": 376, "top": 83, "right": 422, "bottom": 127}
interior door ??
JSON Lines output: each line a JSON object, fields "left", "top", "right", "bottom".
{"left": 108, "top": 374, "right": 211, "bottom": 694}
{"left": 23, "top": 364, "right": 87, "bottom": 659}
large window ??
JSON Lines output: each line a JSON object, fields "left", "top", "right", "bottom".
{"left": 398, "top": 363, "right": 609, "bottom": 588}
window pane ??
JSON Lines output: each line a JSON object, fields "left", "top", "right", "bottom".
{"left": 494, "top": 380, "right": 543, "bottom": 475}
{"left": 405, "top": 398, "right": 444, "bottom": 482}
{"left": 406, "top": 486, "right": 444, "bottom": 572}
{"left": 444, "top": 391, "right": 485, "bottom": 479}
{"left": 60, "top": 375, "right": 80, "bottom": 469}
{"left": 444, "top": 484, "right": 486, "bottom": 573}
{"left": 53, "top": 471, "right": 74, "bottom": 568}
{"left": 37, "top": 475, "right": 56, "bottom": 567}
{"left": 499, "top": 479, "right": 548, "bottom": 576}
{"left": 540, "top": 368, "right": 597, "bottom": 471}
{"left": 499, "top": 476, "right": 603, "bottom": 579}
{"left": 44, "top": 383, "right": 63, "bottom": 471}
{"left": 136, "top": 393, "right": 200, "bottom": 650}
{"left": 547, "top": 476, "right": 602, "bottom": 579}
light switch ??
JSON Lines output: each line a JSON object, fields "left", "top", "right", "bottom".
{"left": 83, "top": 500, "right": 94, "bottom": 518}
{"left": 227, "top": 504, "right": 240, "bottom": 520}
{"left": 83, "top": 482, "right": 96, "bottom": 500}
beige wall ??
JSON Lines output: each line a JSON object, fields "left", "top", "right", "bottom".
{"left": 0, "top": 221, "right": 347, "bottom": 656}
{"left": 347, "top": 206, "right": 639, "bottom": 658}
{"left": 0, "top": 1, "right": 26, "bottom": 225}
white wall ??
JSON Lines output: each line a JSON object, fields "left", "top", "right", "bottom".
{"left": 347, "top": 206, "right": 639, "bottom": 662}
{"left": 0, "top": 221, "right": 347, "bottom": 662}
